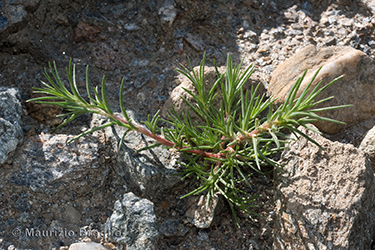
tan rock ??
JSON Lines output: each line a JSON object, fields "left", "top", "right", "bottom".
{"left": 360, "top": 124, "right": 375, "bottom": 167}
{"left": 274, "top": 126, "right": 375, "bottom": 249}
{"left": 268, "top": 45, "right": 375, "bottom": 134}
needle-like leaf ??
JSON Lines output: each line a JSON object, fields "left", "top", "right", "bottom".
{"left": 28, "top": 54, "right": 349, "bottom": 227}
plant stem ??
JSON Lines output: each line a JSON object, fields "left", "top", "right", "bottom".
{"left": 104, "top": 111, "right": 219, "bottom": 158}
{"left": 106, "top": 107, "right": 279, "bottom": 161}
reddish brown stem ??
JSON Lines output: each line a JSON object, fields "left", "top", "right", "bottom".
{"left": 107, "top": 112, "right": 219, "bottom": 158}
{"left": 225, "top": 122, "right": 272, "bottom": 152}
{"left": 104, "top": 111, "right": 274, "bottom": 160}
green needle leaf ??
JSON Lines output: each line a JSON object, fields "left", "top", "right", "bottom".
{"left": 27, "top": 54, "right": 350, "bottom": 228}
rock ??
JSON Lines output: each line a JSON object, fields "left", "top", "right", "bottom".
{"left": 324, "top": 36, "right": 336, "bottom": 46}
{"left": 184, "top": 194, "right": 223, "bottom": 229}
{"left": 274, "top": 126, "right": 375, "bottom": 249}
{"left": 133, "top": 70, "right": 151, "bottom": 88}
{"left": 103, "top": 243, "right": 116, "bottom": 250}
{"left": 106, "top": 192, "right": 159, "bottom": 249}
{"left": 60, "top": 205, "right": 81, "bottom": 224}
{"left": 93, "top": 42, "right": 129, "bottom": 70}
{"left": 0, "top": 87, "right": 23, "bottom": 165}
{"left": 159, "top": 219, "right": 188, "bottom": 237}
{"left": 10, "top": 133, "right": 105, "bottom": 193}
{"left": 184, "top": 33, "right": 205, "bottom": 52}
{"left": 2, "top": 5, "right": 26, "bottom": 25}
{"left": 162, "top": 65, "right": 265, "bottom": 120}
{"left": 243, "top": 30, "right": 257, "bottom": 40}
{"left": 268, "top": 44, "right": 375, "bottom": 134}
{"left": 68, "top": 242, "right": 107, "bottom": 250}
{"left": 158, "top": 0, "right": 176, "bottom": 27}
{"left": 360, "top": 125, "right": 375, "bottom": 165}
{"left": 0, "top": 0, "right": 40, "bottom": 33}
{"left": 73, "top": 21, "right": 101, "bottom": 43}
{"left": 0, "top": 12, "right": 9, "bottom": 32}
{"left": 0, "top": 4, "right": 25, "bottom": 33}
{"left": 123, "top": 23, "right": 141, "bottom": 31}
{"left": 162, "top": 65, "right": 224, "bottom": 119}
{"left": 26, "top": 91, "right": 63, "bottom": 126}
{"left": 92, "top": 113, "right": 182, "bottom": 199}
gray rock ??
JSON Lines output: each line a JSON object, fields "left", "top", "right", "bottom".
{"left": 159, "top": 219, "right": 188, "bottom": 237}
{"left": 124, "top": 23, "right": 141, "bottom": 31}
{"left": 0, "top": 13, "right": 9, "bottom": 32}
{"left": 158, "top": 0, "right": 176, "bottom": 26}
{"left": 274, "top": 126, "right": 375, "bottom": 249}
{"left": 360, "top": 125, "right": 375, "bottom": 165}
{"left": 2, "top": 4, "right": 26, "bottom": 24}
{"left": 0, "top": 87, "right": 23, "bottom": 165}
{"left": 68, "top": 242, "right": 107, "bottom": 250}
{"left": 107, "top": 192, "right": 159, "bottom": 249}
{"left": 268, "top": 45, "right": 375, "bottom": 134}
{"left": 11, "top": 134, "right": 105, "bottom": 192}
{"left": 184, "top": 33, "right": 205, "bottom": 52}
{"left": 60, "top": 205, "right": 81, "bottom": 224}
{"left": 0, "top": 87, "right": 22, "bottom": 123}
{"left": 184, "top": 194, "right": 223, "bottom": 229}
{"left": 133, "top": 70, "right": 151, "bottom": 89}
{"left": 92, "top": 113, "right": 182, "bottom": 199}
{"left": 0, "top": 0, "right": 40, "bottom": 33}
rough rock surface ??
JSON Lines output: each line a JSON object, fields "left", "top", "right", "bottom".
{"left": 68, "top": 242, "right": 107, "bottom": 250}
{"left": 11, "top": 133, "right": 103, "bottom": 192}
{"left": 159, "top": 219, "right": 188, "bottom": 237}
{"left": 26, "top": 90, "right": 64, "bottom": 126}
{"left": 360, "top": 125, "right": 375, "bottom": 165}
{"left": 184, "top": 195, "right": 223, "bottom": 229}
{"left": 274, "top": 126, "right": 375, "bottom": 249}
{"left": 268, "top": 45, "right": 375, "bottom": 134}
{"left": 106, "top": 192, "right": 159, "bottom": 250}
{"left": 0, "top": 87, "right": 23, "bottom": 165}
{"left": 0, "top": 0, "right": 40, "bottom": 34}
{"left": 91, "top": 113, "right": 182, "bottom": 199}
{"left": 0, "top": 130, "right": 123, "bottom": 249}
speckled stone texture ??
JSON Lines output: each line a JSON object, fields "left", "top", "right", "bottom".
{"left": 274, "top": 126, "right": 375, "bottom": 249}
{"left": 106, "top": 192, "right": 159, "bottom": 250}
{"left": 91, "top": 113, "right": 182, "bottom": 199}
{"left": 0, "top": 87, "right": 23, "bottom": 164}
{"left": 360, "top": 125, "right": 375, "bottom": 166}
{"left": 0, "top": 0, "right": 40, "bottom": 33}
{"left": 68, "top": 242, "right": 107, "bottom": 250}
{"left": 11, "top": 133, "right": 104, "bottom": 192}
{"left": 268, "top": 45, "right": 375, "bottom": 134}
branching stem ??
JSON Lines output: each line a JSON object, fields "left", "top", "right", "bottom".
{"left": 28, "top": 56, "right": 349, "bottom": 227}
{"left": 106, "top": 111, "right": 219, "bottom": 158}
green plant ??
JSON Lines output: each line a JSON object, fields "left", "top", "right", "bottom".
{"left": 28, "top": 54, "right": 349, "bottom": 226}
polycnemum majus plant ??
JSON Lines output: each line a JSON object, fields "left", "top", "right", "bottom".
{"left": 28, "top": 53, "right": 349, "bottom": 226}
